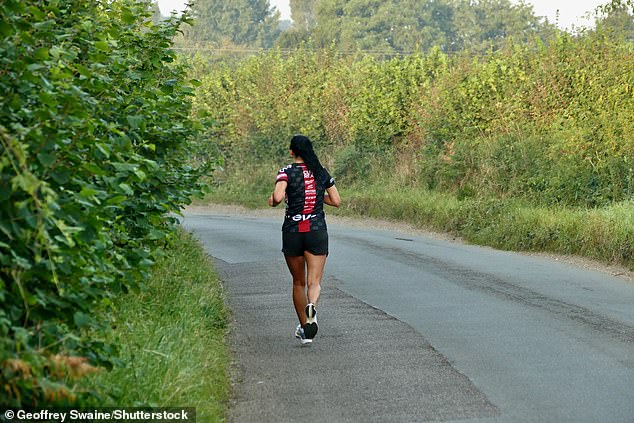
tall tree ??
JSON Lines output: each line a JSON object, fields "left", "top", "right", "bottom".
{"left": 291, "top": 0, "right": 319, "bottom": 31}
{"left": 362, "top": 0, "right": 455, "bottom": 52}
{"left": 183, "top": 0, "right": 281, "bottom": 47}
{"left": 277, "top": 0, "right": 319, "bottom": 47}
{"left": 285, "top": 0, "right": 553, "bottom": 53}
{"left": 448, "top": 0, "right": 555, "bottom": 52}
{"left": 311, "top": 0, "right": 453, "bottom": 52}
{"left": 594, "top": 0, "right": 634, "bottom": 42}
{"left": 311, "top": 0, "right": 346, "bottom": 48}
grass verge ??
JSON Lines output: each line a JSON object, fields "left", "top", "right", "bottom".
{"left": 206, "top": 181, "right": 634, "bottom": 270}
{"left": 87, "top": 228, "right": 229, "bottom": 420}
{"left": 340, "top": 186, "right": 634, "bottom": 268}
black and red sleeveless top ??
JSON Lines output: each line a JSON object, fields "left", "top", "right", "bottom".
{"left": 275, "top": 163, "right": 335, "bottom": 233}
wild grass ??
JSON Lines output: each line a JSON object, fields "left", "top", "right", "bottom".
{"left": 86, "top": 229, "right": 230, "bottom": 420}
{"left": 198, "top": 162, "right": 276, "bottom": 209}
{"left": 338, "top": 185, "right": 634, "bottom": 269}
{"left": 207, "top": 180, "right": 634, "bottom": 270}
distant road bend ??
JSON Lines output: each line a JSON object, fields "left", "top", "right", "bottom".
{"left": 183, "top": 210, "right": 634, "bottom": 423}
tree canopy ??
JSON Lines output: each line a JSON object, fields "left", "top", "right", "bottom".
{"left": 182, "top": 0, "right": 281, "bottom": 47}
{"left": 178, "top": 0, "right": 631, "bottom": 53}
{"left": 303, "top": 0, "right": 554, "bottom": 53}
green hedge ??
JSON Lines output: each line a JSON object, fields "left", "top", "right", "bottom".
{"left": 1, "top": 0, "right": 208, "bottom": 405}
{"left": 194, "top": 30, "right": 634, "bottom": 208}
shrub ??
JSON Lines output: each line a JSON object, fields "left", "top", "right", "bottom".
{"left": 0, "top": 0, "right": 208, "bottom": 405}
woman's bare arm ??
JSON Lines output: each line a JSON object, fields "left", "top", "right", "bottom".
{"left": 324, "top": 185, "right": 341, "bottom": 207}
{"left": 269, "top": 181, "right": 287, "bottom": 207}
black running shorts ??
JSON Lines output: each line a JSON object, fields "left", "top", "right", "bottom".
{"left": 282, "top": 230, "right": 329, "bottom": 256}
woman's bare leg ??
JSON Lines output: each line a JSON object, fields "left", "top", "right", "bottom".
{"left": 304, "top": 251, "right": 327, "bottom": 305}
{"left": 284, "top": 255, "right": 307, "bottom": 325}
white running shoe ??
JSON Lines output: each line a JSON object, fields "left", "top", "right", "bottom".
{"left": 295, "top": 324, "right": 312, "bottom": 345}
{"left": 304, "top": 303, "right": 318, "bottom": 339}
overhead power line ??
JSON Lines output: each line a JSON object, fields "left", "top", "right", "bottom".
{"left": 171, "top": 45, "right": 472, "bottom": 57}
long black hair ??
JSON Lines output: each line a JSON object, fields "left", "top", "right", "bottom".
{"left": 290, "top": 135, "right": 325, "bottom": 181}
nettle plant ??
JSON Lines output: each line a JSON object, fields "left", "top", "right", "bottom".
{"left": 0, "top": 0, "right": 209, "bottom": 405}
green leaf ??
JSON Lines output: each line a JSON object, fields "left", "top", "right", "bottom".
{"left": 118, "top": 183, "right": 134, "bottom": 196}
{"left": 95, "top": 143, "right": 111, "bottom": 158}
{"left": 82, "top": 163, "right": 105, "bottom": 175}
{"left": 106, "top": 195, "right": 127, "bottom": 205}
{"left": 134, "top": 169, "right": 146, "bottom": 181}
{"left": 73, "top": 312, "right": 92, "bottom": 328}
{"left": 11, "top": 173, "right": 39, "bottom": 194}
{"left": 79, "top": 187, "right": 98, "bottom": 198}
{"left": 50, "top": 168, "right": 70, "bottom": 184}
{"left": 27, "top": 63, "right": 45, "bottom": 72}
{"left": 34, "top": 47, "right": 49, "bottom": 60}
{"left": 147, "top": 229, "right": 166, "bottom": 240}
{"left": 37, "top": 152, "right": 56, "bottom": 166}
{"left": 126, "top": 115, "right": 144, "bottom": 129}
{"left": 112, "top": 162, "right": 136, "bottom": 173}
{"left": 94, "top": 40, "right": 110, "bottom": 52}
{"left": 122, "top": 9, "right": 136, "bottom": 25}
{"left": 11, "top": 251, "right": 32, "bottom": 270}
{"left": 0, "top": 19, "right": 13, "bottom": 38}
{"left": 27, "top": 5, "right": 45, "bottom": 19}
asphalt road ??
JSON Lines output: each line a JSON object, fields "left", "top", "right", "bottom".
{"left": 182, "top": 211, "right": 634, "bottom": 423}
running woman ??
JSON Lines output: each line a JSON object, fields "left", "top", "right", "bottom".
{"left": 268, "top": 135, "right": 341, "bottom": 344}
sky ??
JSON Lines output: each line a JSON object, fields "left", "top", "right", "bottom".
{"left": 156, "top": 0, "right": 611, "bottom": 30}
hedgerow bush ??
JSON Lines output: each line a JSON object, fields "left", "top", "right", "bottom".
{"left": 1, "top": 0, "right": 208, "bottom": 405}
{"left": 193, "top": 9, "right": 633, "bottom": 209}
